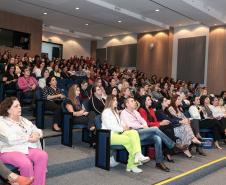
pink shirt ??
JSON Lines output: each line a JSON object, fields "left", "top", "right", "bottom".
{"left": 120, "top": 109, "right": 148, "bottom": 129}
{"left": 17, "top": 76, "right": 38, "bottom": 92}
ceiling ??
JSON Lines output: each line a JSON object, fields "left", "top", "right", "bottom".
{"left": 0, "top": 0, "right": 226, "bottom": 39}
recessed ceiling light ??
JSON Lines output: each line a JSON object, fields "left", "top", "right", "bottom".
{"left": 155, "top": 9, "right": 160, "bottom": 12}
{"left": 117, "top": 20, "right": 122, "bottom": 23}
{"left": 75, "top": 7, "right": 80, "bottom": 10}
{"left": 85, "top": 23, "right": 89, "bottom": 26}
{"left": 214, "top": 24, "right": 217, "bottom": 26}
{"left": 43, "top": 12, "right": 47, "bottom": 15}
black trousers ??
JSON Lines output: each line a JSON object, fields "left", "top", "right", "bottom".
{"left": 190, "top": 119, "right": 200, "bottom": 136}
{"left": 219, "top": 117, "right": 226, "bottom": 132}
{"left": 159, "top": 124, "right": 177, "bottom": 141}
{"left": 44, "top": 100, "right": 62, "bottom": 126}
{"left": 199, "top": 119, "right": 222, "bottom": 141}
{"left": 159, "top": 124, "right": 176, "bottom": 155}
{"left": 72, "top": 111, "right": 96, "bottom": 129}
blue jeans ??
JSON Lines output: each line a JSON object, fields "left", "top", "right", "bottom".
{"left": 137, "top": 127, "right": 175, "bottom": 163}
{"left": 95, "top": 115, "right": 102, "bottom": 129}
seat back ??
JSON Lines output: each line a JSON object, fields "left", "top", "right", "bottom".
{"left": 95, "top": 129, "right": 111, "bottom": 170}
{"left": 61, "top": 99, "right": 73, "bottom": 146}
{"left": 35, "top": 88, "right": 44, "bottom": 129}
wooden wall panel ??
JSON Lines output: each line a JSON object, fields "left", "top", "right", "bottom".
{"left": 90, "top": 40, "right": 97, "bottom": 59}
{"left": 137, "top": 30, "right": 171, "bottom": 78}
{"left": 96, "top": 48, "right": 106, "bottom": 64}
{"left": 107, "top": 44, "right": 137, "bottom": 67}
{"left": 167, "top": 27, "right": 174, "bottom": 77}
{"left": 177, "top": 36, "right": 206, "bottom": 83}
{"left": 208, "top": 25, "right": 226, "bottom": 94}
{"left": 0, "top": 10, "right": 42, "bottom": 56}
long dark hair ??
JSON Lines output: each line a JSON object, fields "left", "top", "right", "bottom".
{"left": 139, "top": 95, "right": 154, "bottom": 122}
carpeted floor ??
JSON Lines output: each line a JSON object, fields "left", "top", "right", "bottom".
{"left": 44, "top": 134, "right": 226, "bottom": 185}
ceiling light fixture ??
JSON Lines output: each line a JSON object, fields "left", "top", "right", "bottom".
{"left": 43, "top": 12, "right": 47, "bottom": 15}
{"left": 117, "top": 20, "right": 122, "bottom": 23}
{"left": 155, "top": 9, "right": 159, "bottom": 12}
{"left": 85, "top": 23, "right": 89, "bottom": 26}
{"left": 75, "top": 7, "right": 80, "bottom": 10}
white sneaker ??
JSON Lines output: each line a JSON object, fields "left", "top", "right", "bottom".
{"left": 134, "top": 153, "right": 150, "bottom": 164}
{"left": 110, "top": 156, "right": 119, "bottom": 167}
{"left": 139, "top": 155, "right": 150, "bottom": 164}
{"left": 126, "top": 167, "right": 143, "bottom": 173}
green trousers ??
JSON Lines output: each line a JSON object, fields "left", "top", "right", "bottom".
{"left": 111, "top": 130, "right": 141, "bottom": 169}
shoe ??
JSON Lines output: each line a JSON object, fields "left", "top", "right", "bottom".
{"left": 184, "top": 150, "right": 192, "bottom": 158}
{"left": 110, "top": 156, "right": 119, "bottom": 167}
{"left": 134, "top": 153, "right": 150, "bottom": 164}
{"left": 192, "top": 137, "right": 202, "bottom": 145}
{"left": 165, "top": 155, "right": 175, "bottom": 163}
{"left": 196, "top": 146, "right": 207, "bottom": 156}
{"left": 137, "top": 161, "right": 143, "bottom": 166}
{"left": 126, "top": 167, "right": 143, "bottom": 173}
{"left": 196, "top": 133, "right": 203, "bottom": 140}
{"left": 156, "top": 163, "right": 170, "bottom": 172}
{"left": 173, "top": 143, "right": 188, "bottom": 153}
{"left": 12, "top": 176, "right": 33, "bottom": 185}
{"left": 139, "top": 155, "right": 150, "bottom": 164}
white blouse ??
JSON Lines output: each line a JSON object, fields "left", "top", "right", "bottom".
{"left": 0, "top": 116, "right": 43, "bottom": 154}
{"left": 209, "top": 105, "right": 225, "bottom": 118}
{"left": 101, "top": 108, "right": 123, "bottom": 133}
{"left": 189, "top": 105, "right": 201, "bottom": 120}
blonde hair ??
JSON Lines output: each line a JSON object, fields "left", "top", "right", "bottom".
{"left": 68, "top": 84, "right": 80, "bottom": 107}
{"left": 105, "top": 95, "right": 118, "bottom": 113}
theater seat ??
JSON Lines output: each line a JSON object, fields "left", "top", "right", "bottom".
{"left": 61, "top": 100, "right": 90, "bottom": 147}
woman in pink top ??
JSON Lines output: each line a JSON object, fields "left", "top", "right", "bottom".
{"left": 17, "top": 66, "right": 38, "bottom": 99}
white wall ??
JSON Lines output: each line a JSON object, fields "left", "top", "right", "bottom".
{"left": 42, "top": 31, "right": 90, "bottom": 59}
{"left": 172, "top": 24, "right": 209, "bottom": 84}
{"left": 97, "top": 34, "right": 137, "bottom": 48}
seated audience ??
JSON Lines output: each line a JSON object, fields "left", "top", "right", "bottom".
{"left": 3, "top": 64, "right": 18, "bottom": 96}
{"left": 80, "top": 80, "right": 91, "bottom": 102}
{"left": 102, "top": 95, "right": 150, "bottom": 173}
{"left": 66, "top": 84, "right": 96, "bottom": 131}
{"left": 42, "top": 76, "right": 64, "bottom": 131}
{"left": 17, "top": 66, "right": 38, "bottom": 99}
{"left": 89, "top": 85, "right": 105, "bottom": 115}
{"left": 139, "top": 95, "right": 179, "bottom": 161}
{"left": 189, "top": 96, "right": 223, "bottom": 148}
{"left": 0, "top": 97, "right": 48, "bottom": 185}
{"left": 120, "top": 97, "right": 185, "bottom": 172}
{"left": 167, "top": 95, "right": 201, "bottom": 157}
{"left": 38, "top": 68, "right": 49, "bottom": 89}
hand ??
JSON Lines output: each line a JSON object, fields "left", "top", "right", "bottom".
{"left": 60, "top": 94, "right": 65, "bottom": 99}
{"left": 180, "top": 119, "right": 189, "bottom": 124}
{"left": 160, "top": 120, "right": 170, "bottom": 126}
{"left": 31, "top": 84, "right": 36, "bottom": 90}
{"left": 79, "top": 109, "right": 85, "bottom": 116}
{"left": 83, "top": 111, "right": 89, "bottom": 116}
{"left": 28, "top": 132, "right": 40, "bottom": 143}
{"left": 123, "top": 124, "right": 129, "bottom": 131}
{"left": 151, "top": 126, "right": 158, "bottom": 128}
{"left": 143, "top": 125, "right": 149, "bottom": 128}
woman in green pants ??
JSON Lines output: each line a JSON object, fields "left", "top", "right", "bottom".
{"left": 101, "top": 95, "right": 150, "bottom": 173}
